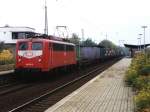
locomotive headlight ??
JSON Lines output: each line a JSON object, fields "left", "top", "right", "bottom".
{"left": 18, "top": 59, "right": 21, "bottom": 62}
{"left": 38, "top": 59, "right": 42, "bottom": 62}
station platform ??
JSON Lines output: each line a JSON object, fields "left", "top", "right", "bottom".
{"left": 45, "top": 58, "right": 134, "bottom": 112}
{"left": 0, "top": 70, "right": 14, "bottom": 76}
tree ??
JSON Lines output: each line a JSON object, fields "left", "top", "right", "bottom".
{"left": 81, "top": 38, "right": 97, "bottom": 46}
{"left": 69, "top": 33, "right": 80, "bottom": 44}
{"left": 99, "top": 39, "right": 116, "bottom": 49}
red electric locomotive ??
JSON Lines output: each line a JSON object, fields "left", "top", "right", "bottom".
{"left": 15, "top": 38, "right": 76, "bottom": 72}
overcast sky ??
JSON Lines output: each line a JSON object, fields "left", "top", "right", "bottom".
{"left": 0, "top": 0, "right": 150, "bottom": 45}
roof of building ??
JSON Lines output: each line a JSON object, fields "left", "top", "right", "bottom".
{"left": 124, "top": 44, "right": 150, "bottom": 49}
{"left": 0, "top": 25, "right": 35, "bottom": 30}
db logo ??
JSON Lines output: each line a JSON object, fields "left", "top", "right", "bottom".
{"left": 24, "top": 52, "right": 33, "bottom": 57}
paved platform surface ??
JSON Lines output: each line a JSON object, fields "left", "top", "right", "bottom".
{"left": 45, "top": 58, "right": 134, "bottom": 112}
{"left": 0, "top": 70, "right": 14, "bottom": 76}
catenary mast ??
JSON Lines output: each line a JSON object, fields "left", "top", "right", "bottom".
{"left": 44, "top": 0, "right": 48, "bottom": 35}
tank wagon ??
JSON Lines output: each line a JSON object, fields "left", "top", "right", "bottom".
{"left": 15, "top": 37, "right": 122, "bottom": 73}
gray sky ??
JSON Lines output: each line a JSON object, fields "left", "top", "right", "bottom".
{"left": 0, "top": 0, "right": 150, "bottom": 45}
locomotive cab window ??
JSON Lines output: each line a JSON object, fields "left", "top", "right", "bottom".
{"left": 32, "top": 42, "right": 42, "bottom": 50}
{"left": 19, "top": 42, "right": 28, "bottom": 50}
{"left": 66, "top": 45, "right": 74, "bottom": 51}
{"left": 53, "top": 43, "right": 64, "bottom": 51}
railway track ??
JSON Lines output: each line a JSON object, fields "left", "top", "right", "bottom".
{"left": 0, "top": 83, "right": 33, "bottom": 96}
{"left": 8, "top": 58, "right": 120, "bottom": 112}
{"left": 0, "top": 73, "right": 16, "bottom": 86}
{"left": 0, "top": 75, "right": 41, "bottom": 97}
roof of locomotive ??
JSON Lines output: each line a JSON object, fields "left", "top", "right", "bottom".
{"left": 17, "top": 38, "right": 75, "bottom": 46}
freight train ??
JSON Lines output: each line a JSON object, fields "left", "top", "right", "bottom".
{"left": 15, "top": 36, "right": 122, "bottom": 73}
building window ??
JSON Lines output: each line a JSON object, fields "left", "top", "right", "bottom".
{"left": 18, "top": 32, "right": 26, "bottom": 39}
{"left": 12, "top": 32, "right": 18, "bottom": 39}
{"left": 12, "top": 32, "right": 35, "bottom": 39}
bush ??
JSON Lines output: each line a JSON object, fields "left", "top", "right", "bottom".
{"left": 125, "top": 53, "right": 150, "bottom": 112}
{"left": 135, "top": 89, "right": 150, "bottom": 111}
{"left": 134, "top": 76, "right": 150, "bottom": 90}
{"left": 125, "top": 69, "right": 138, "bottom": 86}
{"left": 0, "top": 49, "right": 14, "bottom": 65}
{"left": 140, "top": 64, "right": 150, "bottom": 76}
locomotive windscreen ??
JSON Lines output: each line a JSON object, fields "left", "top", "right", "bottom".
{"left": 32, "top": 42, "right": 42, "bottom": 50}
{"left": 19, "top": 42, "right": 28, "bottom": 50}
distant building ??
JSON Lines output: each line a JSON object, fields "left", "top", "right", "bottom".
{"left": 124, "top": 44, "right": 150, "bottom": 57}
{"left": 0, "top": 25, "right": 36, "bottom": 55}
{"left": 0, "top": 25, "right": 35, "bottom": 44}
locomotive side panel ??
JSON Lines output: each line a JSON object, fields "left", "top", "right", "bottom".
{"left": 42, "top": 41, "right": 51, "bottom": 71}
{"left": 51, "top": 43, "right": 66, "bottom": 68}
{"left": 46, "top": 41, "right": 76, "bottom": 70}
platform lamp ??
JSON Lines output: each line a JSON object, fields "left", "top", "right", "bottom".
{"left": 141, "top": 26, "right": 147, "bottom": 53}
{"left": 137, "top": 37, "right": 141, "bottom": 51}
{"left": 138, "top": 34, "right": 142, "bottom": 51}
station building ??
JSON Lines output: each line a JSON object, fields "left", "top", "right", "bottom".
{"left": 0, "top": 25, "right": 36, "bottom": 54}
{"left": 124, "top": 44, "right": 150, "bottom": 57}
{"left": 0, "top": 25, "right": 35, "bottom": 44}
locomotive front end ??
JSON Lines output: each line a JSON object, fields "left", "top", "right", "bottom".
{"left": 15, "top": 40, "right": 44, "bottom": 72}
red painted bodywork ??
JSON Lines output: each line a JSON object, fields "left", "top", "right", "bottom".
{"left": 16, "top": 38, "right": 76, "bottom": 72}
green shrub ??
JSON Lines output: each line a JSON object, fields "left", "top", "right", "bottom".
{"left": 134, "top": 76, "right": 150, "bottom": 90}
{"left": 0, "top": 49, "right": 14, "bottom": 65}
{"left": 0, "top": 59, "right": 15, "bottom": 65}
{"left": 135, "top": 89, "right": 150, "bottom": 111}
{"left": 125, "top": 53, "right": 150, "bottom": 112}
{"left": 140, "top": 65, "right": 150, "bottom": 76}
{"left": 125, "top": 69, "right": 138, "bottom": 86}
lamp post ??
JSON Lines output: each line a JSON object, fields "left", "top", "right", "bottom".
{"left": 142, "top": 26, "right": 147, "bottom": 53}
{"left": 138, "top": 34, "right": 142, "bottom": 51}
{"left": 119, "top": 40, "right": 125, "bottom": 47}
{"left": 137, "top": 37, "right": 141, "bottom": 51}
